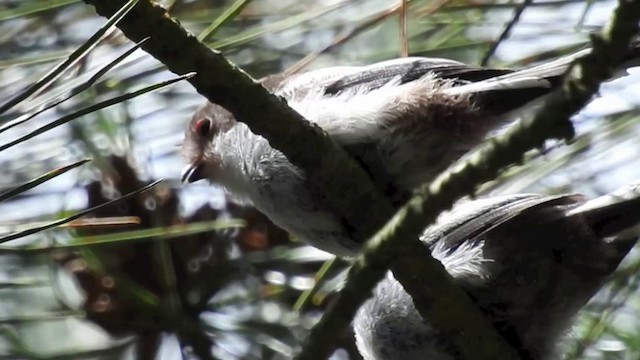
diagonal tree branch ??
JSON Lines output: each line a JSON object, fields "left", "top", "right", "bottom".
{"left": 81, "top": 0, "right": 640, "bottom": 359}
{"left": 82, "top": 0, "right": 394, "bottom": 244}
{"left": 81, "top": 1, "right": 518, "bottom": 359}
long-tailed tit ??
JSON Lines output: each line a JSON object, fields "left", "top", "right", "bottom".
{"left": 181, "top": 46, "right": 640, "bottom": 257}
{"left": 355, "top": 182, "right": 640, "bottom": 360}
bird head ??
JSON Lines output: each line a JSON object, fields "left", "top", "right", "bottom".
{"left": 181, "top": 102, "right": 236, "bottom": 184}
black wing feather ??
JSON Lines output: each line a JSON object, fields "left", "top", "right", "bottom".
{"left": 324, "top": 59, "right": 513, "bottom": 95}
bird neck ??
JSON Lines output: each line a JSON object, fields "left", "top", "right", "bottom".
{"left": 214, "top": 123, "right": 269, "bottom": 204}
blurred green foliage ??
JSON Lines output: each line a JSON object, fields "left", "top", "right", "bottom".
{"left": 0, "top": 0, "right": 639, "bottom": 359}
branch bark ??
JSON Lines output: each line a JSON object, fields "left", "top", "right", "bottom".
{"left": 81, "top": 0, "right": 640, "bottom": 359}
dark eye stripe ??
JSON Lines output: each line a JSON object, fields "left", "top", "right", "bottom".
{"left": 195, "top": 118, "right": 211, "bottom": 137}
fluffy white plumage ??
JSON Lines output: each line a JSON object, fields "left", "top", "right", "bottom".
{"left": 181, "top": 53, "right": 588, "bottom": 255}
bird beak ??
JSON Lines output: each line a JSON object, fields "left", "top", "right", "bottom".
{"left": 181, "top": 161, "right": 204, "bottom": 183}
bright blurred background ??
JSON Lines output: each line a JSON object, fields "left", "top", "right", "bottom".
{"left": 0, "top": 0, "right": 639, "bottom": 359}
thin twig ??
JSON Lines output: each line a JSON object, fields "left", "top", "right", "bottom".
{"left": 481, "top": 0, "right": 532, "bottom": 66}
{"left": 399, "top": 0, "right": 408, "bottom": 57}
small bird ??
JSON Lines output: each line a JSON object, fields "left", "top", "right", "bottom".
{"left": 354, "top": 182, "right": 640, "bottom": 360}
{"left": 181, "top": 45, "right": 640, "bottom": 257}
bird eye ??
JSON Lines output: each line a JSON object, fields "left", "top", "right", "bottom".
{"left": 194, "top": 118, "right": 211, "bottom": 137}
